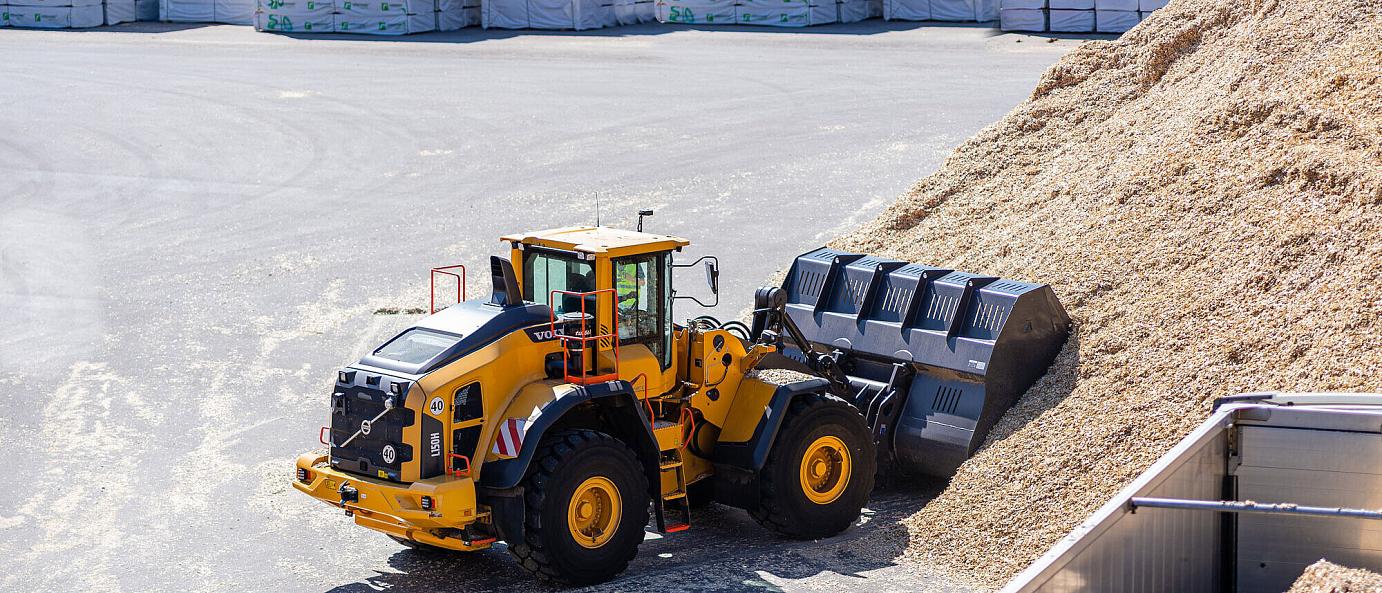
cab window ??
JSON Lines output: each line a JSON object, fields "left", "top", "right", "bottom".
{"left": 522, "top": 249, "right": 594, "bottom": 314}
{"left": 613, "top": 253, "right": 670, "bottom": 367}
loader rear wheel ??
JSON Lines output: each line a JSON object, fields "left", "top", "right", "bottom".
{"left": 750, "top": 392, "right": 875, "bottom": 540}
{"left": 508, "top": 429, "right": 650, "bottom": 586}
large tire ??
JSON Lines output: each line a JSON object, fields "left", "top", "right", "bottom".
{"left": 508, "top": 429, "right": 650, "bottom": 586}
{"left": 750, "top": 392, "right": 875, "bottom": 539}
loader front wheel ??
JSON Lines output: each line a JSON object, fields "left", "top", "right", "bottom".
{"left": 508, "top": 429, "right": 650, "bottom": 586}
{"left": 750, "top": 392, "right": 875, "bottom": 539}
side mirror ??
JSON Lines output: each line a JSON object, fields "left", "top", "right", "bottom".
{"left": 672, "top": 255, "right": 720, "bottom": 308}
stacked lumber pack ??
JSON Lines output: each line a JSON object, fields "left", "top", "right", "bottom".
{"left": 253, "top": 0, "right": 478, "bottom": 33}
{"left": 4, "top": 0, "right": 146, "bottom": 27}
{"left": 999, "top": 0, "right": 1165, "bottom": 32}
{"left": 161, "top": 0, "right": 254, "bottom": 23}
{"left": 482, "top": 0, "right": 654, "bottom": 29}
{"left": 654, "top": 0, "right": 880, "bottom": 26}
{"left": 882, "top": 0, "right": 994, "bottom": 21}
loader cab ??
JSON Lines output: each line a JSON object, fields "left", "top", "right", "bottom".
{"left": 502, "top": 226, "right": 692, "bottom": 396}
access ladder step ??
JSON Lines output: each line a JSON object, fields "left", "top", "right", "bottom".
{"left": 662, "top": 490, "right": 686, "bottom": 501}
{"left": 659, "top": 460, "right": 683, "bottom": 470}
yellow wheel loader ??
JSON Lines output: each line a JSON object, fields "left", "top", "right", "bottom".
{"left": 293, "top": 224, "right": 1070, "bottom": 585}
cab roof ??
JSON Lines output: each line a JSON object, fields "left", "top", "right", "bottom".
{"left": 501, "top": 226, "right": 691, "bottom": 257}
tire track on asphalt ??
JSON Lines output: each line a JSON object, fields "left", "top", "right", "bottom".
{"left": 8, "top": 361, "right": 162, "bottom": 593}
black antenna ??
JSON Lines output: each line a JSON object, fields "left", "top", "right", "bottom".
{"left": 637, "top": 209, "right": 654, "bottom": 232}
{"left": 596, "top": 193, "right": 602, "bottom": 227}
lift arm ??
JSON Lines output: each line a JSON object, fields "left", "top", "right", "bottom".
{"left": 747, "top": 286, "right": 853, "bottom": 397}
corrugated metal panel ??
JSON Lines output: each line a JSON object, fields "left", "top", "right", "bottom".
{"left": 1235, "top": 426, "right": 1382, "bottom": 592}
{"left": 1000, "top": 413, "right": 1230, "bottom": 593}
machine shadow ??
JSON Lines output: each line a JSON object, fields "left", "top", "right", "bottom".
{"left": 320, "top": 479, "right": 947, "bottom": 593}
{"left": 26, "top": 21, "right": 215, "bottom": 32}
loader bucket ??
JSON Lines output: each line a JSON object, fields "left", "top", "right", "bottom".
{"left": 777, "top": 247, "right": 1071, "bottom": 477}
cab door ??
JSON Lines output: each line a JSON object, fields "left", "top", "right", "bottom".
{"left": 611, "top": 251, "right": 677, "bottom": 396}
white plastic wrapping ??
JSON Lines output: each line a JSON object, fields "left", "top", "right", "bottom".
{"left": 1000, "top": 0, "right": 1042, "bottom": 8}
{"left": 1094, "top": 7, "right": 1135, "bottom": 30}
{"left": 256, "top": 0, "right": 333, "bottom": 12}
{"left": 655, "top": 0, "right": 833, "bottom": 26}
{"left": 928, "top": 0, "right": 993, "bottom": 20}
{"left": 1135, "top": 0, "right": 1162, "bottom": 9}
{"left": 654, "top": 0, "right": 734, "bottom": 23}
{"left": 161, "top": 0, "right": 210, "bottom": 21}
{"left": 609, "top": 0, "right": 651, "bottom": 24}
{"left": 334, "top": 9, "right": 432, "bottom": 31}
{"left": 1047, "top": 7, "right": 1091, "bottom": 30}
{"left": 433, "top": 0, "right": 476, "bottom": 28}
{"left": 16, "top": 0, "right": 101, "bottom": 8}
{"left": 106, "top": 0, "right": 136, "bottom": 22}
{"left": 739, "top": 0, "right": 833, "bottom": 25}
{"left": 213, "top": 0, "right": 252, "bottom": 21}
{"left": 435, "top": 3, "right": 477, "bottom": 27}
{"left": 135, "top": 0, "right": 157, "bottom": 18}
{"left": 9, "top": 3, "right": 104, "bottom": 26}
{"left": 1092, "top": 0, "right": 1133, "bottom": 9}
{"left": 253, "top": 0, "right": 333, "bottom": 31}
{"left": 337, "top": 0, "right": 431, "bottom": 15}
{"left": 483, "top": 0, "right": 611, "bottom": 29}
{"left": 837, "top": 0, "right": 879, "bottom": 22}
{"left": 998, "top": 6, "right": 1042, "bottom": 29}
{"left": 882, "top": 0, "right": 926, "bottom": 20}
{"left": 1048, "top": 0, "right": 1089, "bottom": 9}
{"left": 254, "top": 7, "right": 333, "bottom": 29}
{"left": 161, "top": 0, "right": 247, "bottom": 22}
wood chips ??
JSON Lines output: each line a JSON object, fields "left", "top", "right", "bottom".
{"left": 831, "top": 0, "right": 1382, "bottom": 587}
{"left": 1287, "top": 561, "right": 1382, "bottom": 593}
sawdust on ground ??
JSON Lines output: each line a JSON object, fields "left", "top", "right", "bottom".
{"left": 1287, "top": 561, "right": 1382, "bottom": 593}
{"left": 831, "top": 0, "right": 1382, "bottom": 586}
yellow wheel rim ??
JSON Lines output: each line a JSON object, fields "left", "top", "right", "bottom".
{"left": 799, "top": 435, "right": 851, "bottom": 505}
{"left": 567, "top": 476, "right": 622, "bottom": 549}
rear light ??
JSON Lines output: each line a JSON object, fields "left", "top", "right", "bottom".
{"left": 420, "top": 496, "right": 434, "bottom": 511}
{"left": 297, "top": 468, "right": 313, "bottom": 483}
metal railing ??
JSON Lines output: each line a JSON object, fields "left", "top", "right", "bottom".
{"left": 430, "top": 265, "right": 467, "bottom": 314}
{"left": 547, "top": 288, "right": 620, "bottom": 385}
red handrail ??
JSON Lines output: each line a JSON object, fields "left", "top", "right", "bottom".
{"left": 630, "top": 373, "right": 654, "bottom": 421}
{"left": 448, "top": 453, "right": 472, "bottom": 478}
{"left": 679, "top": 408, "right": 696, "bottom": 450}
{"left": 430, "top": 265, "right": 467, "bottom": 314}
{"left": 547, "top": 288, "right": 619, "bottom": 385}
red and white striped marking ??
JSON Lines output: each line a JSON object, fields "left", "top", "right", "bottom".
{"left": 491, "top": 418, "right": 527, "bottom": 458}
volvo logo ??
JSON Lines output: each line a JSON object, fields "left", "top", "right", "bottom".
{"left": 525, "top": 327, "right": 559, "bottom": 342}
{"left": 360, "top": 420, "right": 372, "bottom": 436}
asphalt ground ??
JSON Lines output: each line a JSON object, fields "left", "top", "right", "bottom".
{"left": 0, "top": 22, "right": 1078, "bottom": 593}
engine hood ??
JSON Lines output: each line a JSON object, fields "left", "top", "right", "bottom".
{"left": 357, "top": 300, "right": 552, "bottom": 376}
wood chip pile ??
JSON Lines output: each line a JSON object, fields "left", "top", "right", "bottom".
{"left": 1287, "top": 561, "right": 1382, "bottom": 593}
{"left": 832, "top": 0, "right": 1382, "bottom": 586}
